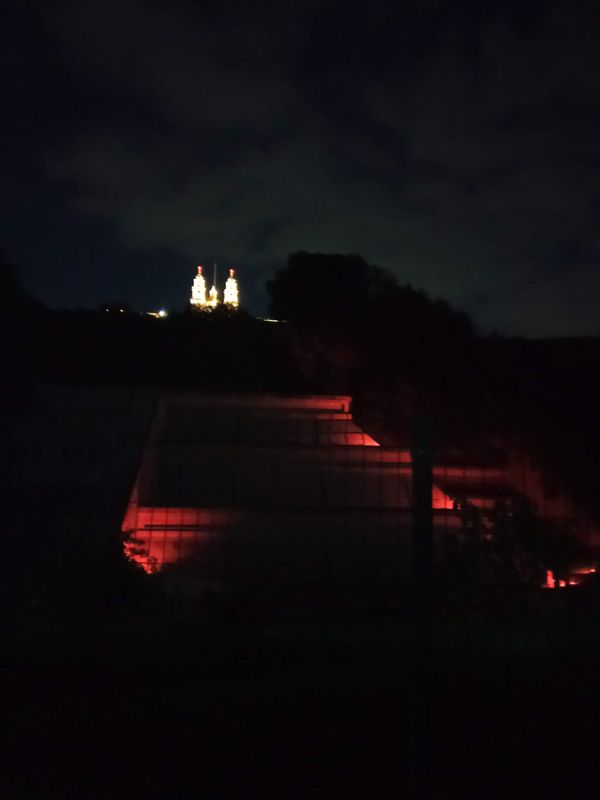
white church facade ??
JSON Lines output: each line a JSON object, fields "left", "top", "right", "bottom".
{"left": 190, "top": 265, "right": 239, "bottom": 311}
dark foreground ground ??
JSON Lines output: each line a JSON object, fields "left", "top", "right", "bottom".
{"left": 3, "top": 610, "right": 599, "bottom": 799}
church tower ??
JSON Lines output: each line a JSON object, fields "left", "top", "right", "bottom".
{"left": 190, "top": 265, "right": 207, "bottom": 309}
{"left": 207, "top": 263, "right": 219, "bottom": 309}
{"left": 223, "top": 268, "right": 240, "bottom": 308}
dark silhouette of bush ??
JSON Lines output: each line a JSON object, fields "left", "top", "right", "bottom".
{"left": 438, "top": 498, "right": 584, "bottom": 613}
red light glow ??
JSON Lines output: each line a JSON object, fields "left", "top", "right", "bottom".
{"left": 543, "top": 569, "right": 556, "bottom": 589}
{"left": 432, "top": 485, "right": 454, "bottom": 510}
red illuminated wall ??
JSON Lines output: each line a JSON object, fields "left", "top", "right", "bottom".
{"left": 121, "top": 394, "right": 460, "bottom": 573}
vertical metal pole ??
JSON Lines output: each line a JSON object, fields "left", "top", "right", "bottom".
{"left": 410, "top": 417, "right": 433, "bottom": 799}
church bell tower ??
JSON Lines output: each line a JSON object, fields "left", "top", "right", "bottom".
{"left": 190, "top": 265, "right": 207, "bottom": 309}
{"left": 224, "top": 268, "right": 240, "bottom": 308}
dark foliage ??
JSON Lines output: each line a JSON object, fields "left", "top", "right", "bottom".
{"left": 438, "top": 499, "right": 582, "bottom": 612}
{"left": 267, "top": 251, "right": 397, "bottom": 325}
{"left": 267, "top": 251, "right": 476, "bottom": 426}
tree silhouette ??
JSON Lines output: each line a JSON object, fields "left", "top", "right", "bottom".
{"left": 266, "top": 251, "right": 475, "bottom": 402}
{"left": 438, "top": 498, "right": 583, "bottom": 612}
{"left": 266, "top": 251, "right": 396, "bottom": 325}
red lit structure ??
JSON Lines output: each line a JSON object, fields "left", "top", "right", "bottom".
{"left": 121, "top": 394, "right": 458, "bottom": 574}
{"left": 121, "top": 393, "right": 597, "bottom": 587}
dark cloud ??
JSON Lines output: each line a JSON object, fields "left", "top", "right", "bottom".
{"left": 3, "top": 0, "right": 600, "bottom": 333}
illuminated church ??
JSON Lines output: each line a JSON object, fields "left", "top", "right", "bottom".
{"left": 190, "top": 265, "right": 239, "bottom": 310}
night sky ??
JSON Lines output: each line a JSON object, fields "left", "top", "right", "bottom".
{"left": 3, "top": 0, "right": 600, "bottom": 335}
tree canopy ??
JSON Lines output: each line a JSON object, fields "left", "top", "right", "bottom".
{"left": 266, "top": 251, "right": 475, "bottom": 399}
{"left": 266, "top": 251, "right": 397, "bottom": 325}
